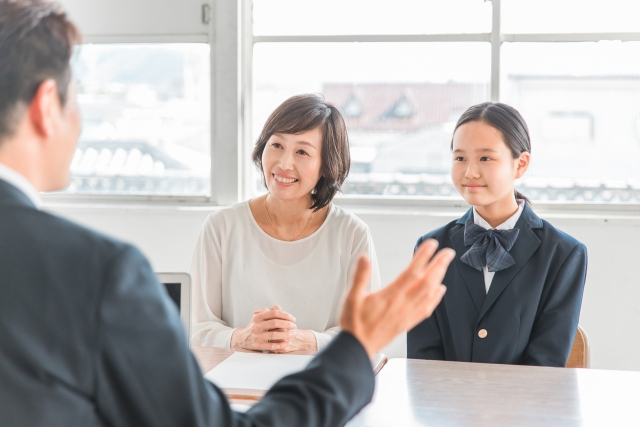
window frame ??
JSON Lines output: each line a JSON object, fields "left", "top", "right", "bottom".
{"left": 44, "top": 0, "right": 640, "bottom": 212}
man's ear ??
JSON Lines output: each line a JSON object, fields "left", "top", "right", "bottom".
{"left": 29, "top": 79, "right": 60, "bottom": 139}
{"left": 515, "top": 151, "right": 531, "bottom": 179}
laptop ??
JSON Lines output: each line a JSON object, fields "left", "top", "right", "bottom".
{"left": 156, "top": 273, "right": 191, "bottom": 345}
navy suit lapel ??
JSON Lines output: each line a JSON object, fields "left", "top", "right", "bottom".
{"left": 477, "top": 204, "right": 543, "bottom": 322}
{"left": 450, "top": 209, "right": 486, "bottom": 314}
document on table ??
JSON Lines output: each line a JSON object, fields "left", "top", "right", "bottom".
{"left": 204, "top": 352, "right": 314, "bottom": 391}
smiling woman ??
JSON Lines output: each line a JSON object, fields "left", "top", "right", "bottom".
{"left": 190, "top": 94, "right": 381, "bottom": 352}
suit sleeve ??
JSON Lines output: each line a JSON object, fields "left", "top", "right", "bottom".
{"left": 95, "top": 245, "right": 374, "bottom": 427}
{"left": 407, "top": 236, "right": 445, "bottom": 360}
{"left": 522, "top": 243, "right": 588, "bottom": 367}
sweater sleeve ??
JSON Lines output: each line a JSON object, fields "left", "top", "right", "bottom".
{"left": 190, "top": 215, "right": 236, "bottom": 347}
{"left": 313, "top": 226, "right": 382, "bottom": 350}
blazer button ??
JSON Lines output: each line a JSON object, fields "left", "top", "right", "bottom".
{"left": 478, "top": 329, "right": 488, "bottom": 339}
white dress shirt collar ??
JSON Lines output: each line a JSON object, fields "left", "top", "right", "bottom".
{"left": 472, "top": 199, "right": 525, "bottom": 294}
{"left": 0, "top": 162, "right": 41, "bottom": 209}
{"left": 473, "top": 199, "right": 525, "bottom": 231}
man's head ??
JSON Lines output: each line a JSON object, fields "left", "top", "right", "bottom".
{"left": 0, "top": 0, "right": 81, "bottom": 191}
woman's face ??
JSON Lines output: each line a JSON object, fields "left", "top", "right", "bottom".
{"left": 451, "top": 120, "right": 529, "bottom": 208}
{"left": 261, "top": 127, "right": 323, "bottom": 202}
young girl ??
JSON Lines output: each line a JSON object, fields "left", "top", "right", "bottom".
{"left": 407, "top": 102, "right": 587, "bottom": 367}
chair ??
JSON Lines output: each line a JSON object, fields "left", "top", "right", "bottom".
{"left": 566, "top": 325, "right": 590, "bottom": 368}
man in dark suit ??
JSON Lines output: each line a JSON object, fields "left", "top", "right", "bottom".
{"left": 0, "top": 1, "right": 454, "bottom": 426}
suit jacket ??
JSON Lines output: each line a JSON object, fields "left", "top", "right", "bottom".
{"left": 408, "top": 204, "right": 587, "bottom": 367}
{"left": 0, "top": 179, "right": 374, "bottom": 427}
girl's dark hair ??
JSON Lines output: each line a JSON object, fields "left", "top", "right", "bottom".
{"left": 252, "top": 94, "right": 350, "bottom": 211}
{"left": 452, "top": 102, "right": 532, "bottom": 205}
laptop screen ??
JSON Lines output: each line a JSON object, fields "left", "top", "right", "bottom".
{"left": 164, "top": 283, "right": 181, "bottom": 311}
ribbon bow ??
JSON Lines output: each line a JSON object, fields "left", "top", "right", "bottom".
{"left": 460, "top": 222, "right": 520, "bottom": 272}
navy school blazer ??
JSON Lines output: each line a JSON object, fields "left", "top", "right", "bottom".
{"left": 407, "top": 203, "right": 587, "bottom": 367}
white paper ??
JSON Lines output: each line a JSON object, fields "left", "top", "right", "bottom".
{"left": 204, "top": 352, "right": 314, "bottom": 391}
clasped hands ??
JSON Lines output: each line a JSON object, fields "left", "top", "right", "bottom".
{"left": 230, "top": 305, "right": 317, "bottom": 353}
{"left": 231, "top": 239, "right": 455, "bottom": 358}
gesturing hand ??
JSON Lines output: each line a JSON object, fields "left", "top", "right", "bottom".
{"left": 230, "top": 305, "right": 297, "bottom": 352}
{"left": 340, "top": 238, "right": 455, "bottom": 357}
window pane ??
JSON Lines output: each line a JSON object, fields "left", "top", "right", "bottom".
{"left": 67, "top": 44, "right": 210, "bottom": 196}
{"left": 253, "top": 42, "right": 490, "bottom": 197}
{"left": 502, "top": 42, "right": 640, "bottom": 202}
{"left": 253, "top": 0, "right": 492, "bottom": 36}
{"left": 503, "top": 0, "right": 640, "bottom": 34}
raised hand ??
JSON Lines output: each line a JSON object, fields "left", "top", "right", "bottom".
{"left": 340, "top": 239, "right": 455, "bottom": 357}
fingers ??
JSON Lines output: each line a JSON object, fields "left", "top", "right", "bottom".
{"left": 425, "top": 247, "right": 456, "bottom": 277}
{"left": 407, "top": 285, "right": 447, "bottom": 331}
{"left": 260, "top": 319, "right": 297, "bottom": 331}
{"left": 251, "top": 340, "right": 290, "bottom": 352}
{"left": 253, "top": 305, "right": 283, "bottom": 315}
{"left": 253, "top": 308, "right": 296, "bottom": 323}
{"left": 256, "top": 329, "right": 294, "bottom": 342}
{"left": 405, "top": 248, "right": 454, "bottom": 302}
{"left": 402, "top": 247, "right": 454, "bottom": 328}
{"left": 412, "top": 239, "right": 440, "bottom": 271}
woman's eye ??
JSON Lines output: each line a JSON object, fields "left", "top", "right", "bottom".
{"left": 454, "top": 157, "right": 465, "bottom": 161}
{"left": 271, "top": 142, "right": 282, "bottom": 149}
{"left": 480, "top": 156, "right": 491, "bottom": 161}
{"left": 297, "top": 150, "right": 308, "bottom": 156}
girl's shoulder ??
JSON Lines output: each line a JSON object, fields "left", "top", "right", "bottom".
{"left": 415, "top": 217, "right": 464, "bottom": 249}
{"left": 537, "top": 218, "right": 586, "bottom": 254}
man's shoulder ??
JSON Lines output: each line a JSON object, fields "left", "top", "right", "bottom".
{"left": 3, "top": 206, "right": 140, "bottom": 267}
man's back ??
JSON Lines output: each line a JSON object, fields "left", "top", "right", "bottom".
{"left": 0, "top": 179, "right": 188, "bottom": 426}
{"left": 0, "top": 178, "right": 376, "bottom": 427}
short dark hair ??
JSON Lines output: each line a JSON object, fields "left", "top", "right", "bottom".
{"left": 252, "top": 94, "right": 351, "bottom": 211}
{"left": 452, "top": 102, "right": 532, "bottom": 204}
{"left": 0, "top": 0, "right": 80, "bottom": 143}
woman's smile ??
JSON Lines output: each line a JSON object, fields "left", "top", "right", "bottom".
{"left": 272, "top": 173, "right": 299, "bottom": 185}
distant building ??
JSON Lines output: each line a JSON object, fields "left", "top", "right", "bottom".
{"left": 325, "top": 77, "right": 640, "bottom": 202}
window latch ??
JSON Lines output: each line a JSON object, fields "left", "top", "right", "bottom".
{"left": 202, "top": 4, "right": 212, "bottom": 24}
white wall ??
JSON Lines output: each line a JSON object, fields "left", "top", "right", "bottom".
{"left": 46, "top": 201, "right": 640, "bottom": 372}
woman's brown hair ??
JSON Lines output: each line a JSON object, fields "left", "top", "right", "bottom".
{"left": 252, "top": 94, "right": 350, "bottom": 211}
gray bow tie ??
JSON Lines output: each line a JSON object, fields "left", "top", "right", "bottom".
{"left": 460, "top": 222, "right": 520, "bottom": 272}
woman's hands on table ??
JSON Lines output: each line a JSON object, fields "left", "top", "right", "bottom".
{"left": 230, "top": 305, "right": 317, "bottom": 352}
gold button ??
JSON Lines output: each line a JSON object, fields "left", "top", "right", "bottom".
{"left": 478, "top": 329, "right": 488, "bottom": 339}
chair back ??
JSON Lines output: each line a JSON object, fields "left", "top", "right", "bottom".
{"left": 566, "top": 325, "right": 590, "bottom": 368}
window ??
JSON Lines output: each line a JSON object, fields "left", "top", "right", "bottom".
{"left": 249, "top": 0, "right": 640, "bottom": 203}
{"left": 251, "top": 1, "right": 492, "bottom": 197}
{"left": 52, "top": 0, "right": 640, "bottom": 204}
{"left": 67, "top": 44, "right": 211, "bottom": 196}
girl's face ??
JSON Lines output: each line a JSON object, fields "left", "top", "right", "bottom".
{"left": 451, "top": 120, "right": 530, "bottom": 209}
{"left": 261, "top": 127, "right": 323, "bottom": 202}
